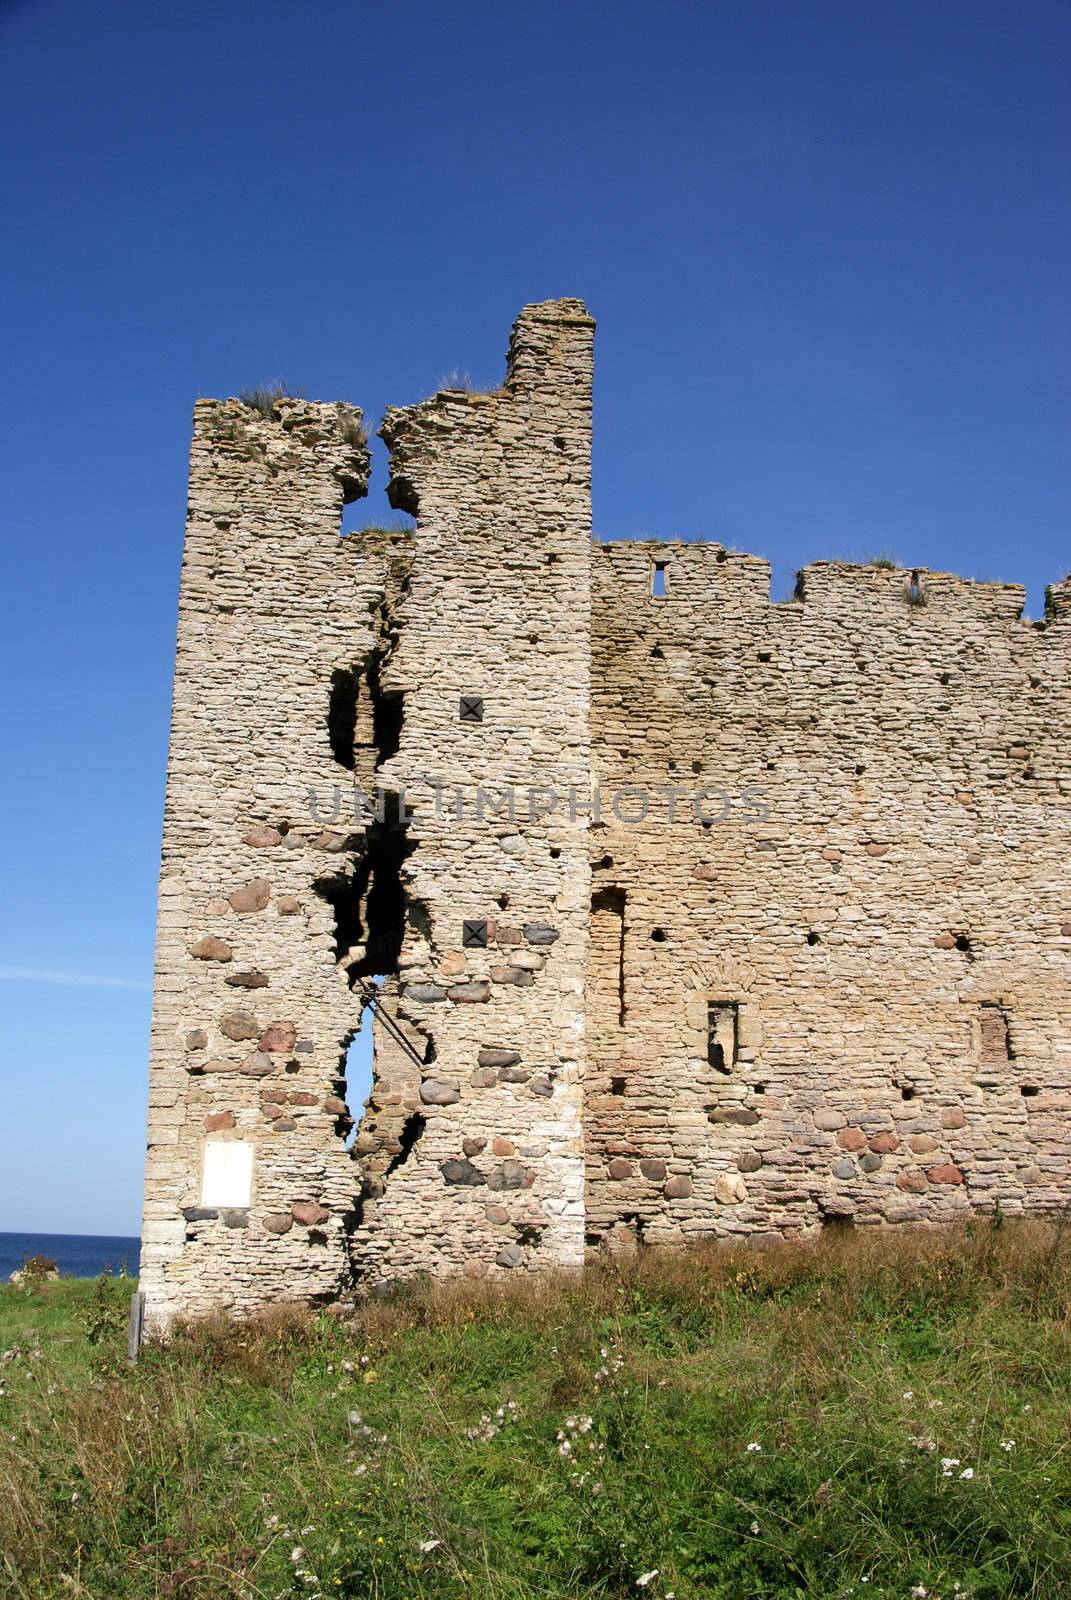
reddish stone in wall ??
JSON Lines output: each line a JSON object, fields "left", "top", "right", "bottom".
{"left": 204, "top": 1111, "right": 235, "bottom": 1131}
{"left": 259, "top": 1021, "right": 297, "bottom": 1053}
{"left": 837, "top": 1127, "right": 867, "bottom": 1151}
{"left": 221, "top": 1011, "right": 259, "bottom": 1041}
{"left": 229, "top": 879, "right": 271, "bottom": 913}
{"left": 291, "top": 1201, "right": 330, "bottom": 1225}
{"left": 244, "top": 826, "right": 283, "bottom": 848}
{"left": 664, "top": 1175, "right": 693, "bottom": 1199}
{"left": 190, "top": 937, "right": 232, "bottom": 962}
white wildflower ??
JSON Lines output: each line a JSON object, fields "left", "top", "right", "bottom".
{"left": 911, "top": 1588, "right": 929, "bottom": 1598}
{"left": 636, "top": 1572, "right": 659, "bottom": 1588}
{"left": 902, "top": 1390, "right": 914, "bottom": 1401}
{"left": 290, "top": 1547, "right": 304, "bottom": 1563}
{"left": 959, "top": 1467, "right": 974, "bottom": 1480}
{"left": 746, "top": 1441, "right": 762, "bottom": 1453}
{"left": 750, "top": 1520, "right": 760, "bottom": 1534}
{"left": 1000, "top": 1439, "right": 1015, "bottom": 1451}
{"left": 418, "top": 1538, "right": 441, "bottom": 1553}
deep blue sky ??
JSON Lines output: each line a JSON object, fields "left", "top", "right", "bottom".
{"left": 0, "top": 0, "right": 1067, "bottom": 1236}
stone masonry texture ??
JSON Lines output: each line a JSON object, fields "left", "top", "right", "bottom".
{"left": 140, "top": 300, "right": 1071, "bottom": 1328}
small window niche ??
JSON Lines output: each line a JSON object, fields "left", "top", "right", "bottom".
{"left": 459, "top": 695, "right": 484, "bottom": 723}
{"left": 978, "top": 1001, "right": 1013, "bottom": 1064}
{"left": 201, "top": 1140, "right": 253, "bottom": 1208}
{"left": 707, "top": 1002, "right": 739, "bottom": 1075}
{"left": 650, "top": 561, "right": 669, "bottom": 599}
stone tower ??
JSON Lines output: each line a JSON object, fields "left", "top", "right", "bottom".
{"left": 140, "top": 301, "right": 595, "bottom": 1326}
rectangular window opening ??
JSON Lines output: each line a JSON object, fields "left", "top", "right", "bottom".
{"left": 979, "top": 1001, "right": 1013, "bottom": 1063}
{"left": 651, "top": 562, "right": 669, "bottom": 599}
{"left": 707, "top": 1002, "right": 739, "bottom": 1074}
{"left": 592, "top": 886, "right": 626, "bottom": 1026}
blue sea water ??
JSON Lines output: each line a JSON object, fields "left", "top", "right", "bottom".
{"left": 0, "top": 1231, "right": 140, "bottom": 1281}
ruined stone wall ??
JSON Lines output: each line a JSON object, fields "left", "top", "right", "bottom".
{"left": 356, "top": 299, "right": 594, "bottom": 1284}
{"left": 139, "top": 393, "right": 402, "bottom": 1327}
{"left": 142, "top": 298, "right": 1071, "bottom": 1328}
{"left": 586, "top": 543, "right": 1071, "bottom": 1246}
{"left": 141, "top": 301, "right": 594, "bottom": 1327}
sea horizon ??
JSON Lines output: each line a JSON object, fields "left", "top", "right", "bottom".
{"left": 1, "top": 1230, "right": 141, "bottom": 1281}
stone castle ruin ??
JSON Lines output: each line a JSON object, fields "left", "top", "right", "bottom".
{"left": 140, "top": 299, "right": 1071, "bottom": 1328}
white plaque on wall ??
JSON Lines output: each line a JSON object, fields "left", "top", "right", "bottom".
{"left": 201, "top": 1140, "right": 253, "bottom": 1208}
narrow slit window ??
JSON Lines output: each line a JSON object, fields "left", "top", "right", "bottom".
{"left": 707, "top": 1002, "right": 738, "bottom": 1074}
{"left": 592, "top": 886, "right": 626, "bottom": 1026}
{"left": 651, "top": 562, "right": 668, "bottom": 599}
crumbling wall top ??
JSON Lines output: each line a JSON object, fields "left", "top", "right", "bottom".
{"left": 380, "top": 297, "right": 594, "bottom": 516}
{"left": 191, "top": 395, "right": 371, "bottom": 509}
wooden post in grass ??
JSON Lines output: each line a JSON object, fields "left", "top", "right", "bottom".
{"left": 127, "top": 1290, "right": 145, "bottom": 1363}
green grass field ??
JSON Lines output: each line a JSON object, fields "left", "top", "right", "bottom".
{"left": 2, "top": 1220, "right": 1070, "bottom": 1600}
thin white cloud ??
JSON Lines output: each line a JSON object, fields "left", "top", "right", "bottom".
{"left": 0, "top": 966, "right": 149, "bottom": 990}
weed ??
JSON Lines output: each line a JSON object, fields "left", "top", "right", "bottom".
{"left": 238, "top": 380, "right": 304, "bottom": 417}
{"left": 78, "top": 1271, "right": 126, "bottom": 1347}
{"left": 339, "top": 414, "right": 369, "bottom": 449}
{"left": 1, "top": 1221, "right": 1070, "bottom": 1598}
{"left": 437, "top": 369, "right": 478, "bottom": 393}
{"left": 15, "top": 1253, "right": 57, "bottom": 1287}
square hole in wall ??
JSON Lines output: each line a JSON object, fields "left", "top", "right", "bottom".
{"left": 651, "top": 562, "right": 668, "bottom": 599}
{"left": 459, "top": 696, "right": 484, "bottom": 723}
{"left": 462, "top": 919, "right": 488, "bottom": 948}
